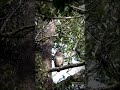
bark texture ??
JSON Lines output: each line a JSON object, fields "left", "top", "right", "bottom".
{"left": 0, "top": 0, "right": 35, "bottom": 89}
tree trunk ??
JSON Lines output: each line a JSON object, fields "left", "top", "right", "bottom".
{"left": 42, "top": 20, "right": 56, "bottom": 90}
{"left": 36, "top": 20, "right": 56, "bottom": 90}
{"left": 0, "top": 0, "right": 35, "bottom": 89}
{"left": 16, "top": 0, "right": 35, "bottom": 89}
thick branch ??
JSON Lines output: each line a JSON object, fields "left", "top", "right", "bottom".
{"left": 48, "top": 62, "right": 85, "bottom": 72}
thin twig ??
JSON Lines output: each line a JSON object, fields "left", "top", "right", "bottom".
{"left": 51, "top": 16, "right": 83, "bottom": 19}
{"left": 0, "top": 0, "right": 22, "bottom": 32}
{"left": 86, "top": 29, "right": 101, "bottom": 43}
{"left": 0, "top": 24, "right": 34, "bottom": 37}
{"left": 69, "top": 0, "right": 100, "bottom": 14}
{"left": 35, "top": 34, "right": 58, "bottom": 42}
{"left": 0, "top": 13, "right": 9, "bottom": 20}
{"left": 103, "top": 45, "right": 120, "bottom": 77}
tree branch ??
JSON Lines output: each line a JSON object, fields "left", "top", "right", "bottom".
{"left": 51, "top": 16, "right": 83, "bottom": 19}
{"left": 0, "top": 0, "right": 22, "bottom": 32}
{"left": 48, "top": 62, "right": 85, "bottom": 72}
{"left": 97, "top": 83, "right": 120, "bottom": 90}
{"left": 0, "top": 13, "right": 9, "bottom": 20}
{"left": 35, "top": 33, "right": 58, "bottom": 42}
{"left": 0, "top": 24, "right": 34, "bottom": 37}
{"left": 68, "top": 0, "right": 100, "bottom": 14}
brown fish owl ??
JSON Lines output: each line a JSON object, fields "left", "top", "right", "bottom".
{"left": 54, "top": 50, "right": 63, "bottom": 67}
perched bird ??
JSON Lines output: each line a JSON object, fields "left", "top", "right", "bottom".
{"left": 54, "top": 49, "right": 63, "bottom": 67}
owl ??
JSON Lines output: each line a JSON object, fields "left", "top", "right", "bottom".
{"left": 54, "top": 50, "right": 63, "bottom": 67}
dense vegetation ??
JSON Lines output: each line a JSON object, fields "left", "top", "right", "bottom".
{"left": 0, "top": 0, "right": 120, "bottom": 90}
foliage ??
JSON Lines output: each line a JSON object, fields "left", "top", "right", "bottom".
{"left": 35, "top": 53, "right": 49, "bottom": 90}
{"left": 1, "top": 0, "right": 120, "bottom": 89}
{"left": 54, "top": 17, "right": 85, "bottom": 63}
{"left": 0, "top": 64, "right": 16, "bottom": 89}
{"left": 35, "top": 0, "right": 85, "bottom": 89}
{"left": 85, "top": 0, "right": 120, "bottom": 89}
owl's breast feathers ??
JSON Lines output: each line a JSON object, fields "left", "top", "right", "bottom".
{"left": 54, "top": 52, "right": 63, "bottom": 67}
